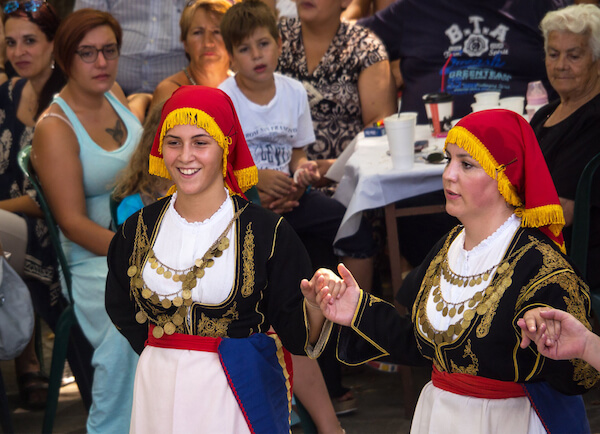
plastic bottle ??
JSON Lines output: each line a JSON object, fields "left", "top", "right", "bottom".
{"left": 525, "top": 81, "right": 549, "bottom": 121}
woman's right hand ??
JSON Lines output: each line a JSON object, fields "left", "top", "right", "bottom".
{"left": 257, "top": 169, "right": 294, "bottom": 198}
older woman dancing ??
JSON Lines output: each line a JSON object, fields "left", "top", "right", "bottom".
{"left": 530, "top": 3, "right": 600, "bottom": 290}
{"left": 304, "top": 109, "right": 599, "bottom": 433}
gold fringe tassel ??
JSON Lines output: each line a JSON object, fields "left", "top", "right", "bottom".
{"left": 234, "top": 166, "right": 259, "bottom": 192}
{"left": 446, "top": 126, "right": 522, "bottom": 208}
{"left": 268, "top": 334, "right": 293, "bottom": 424}
{"left": 149, "top": 154, "right": 172, "bottom": 179}
{"left": 516, "top": 204, "right": 565, "bottom": 231}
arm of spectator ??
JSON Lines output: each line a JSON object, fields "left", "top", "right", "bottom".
{"left": 390, "top": 59, "right": 403, "bottom": 92}
{"left": 0, "top": 196, "right": 43, "bottom": 219}
{"left": 559, "top": 197, "right": 574, "bottom": 227}
{"left": 126, "top": 93, "right": 153, "bottom": 124}
{"left": 257, "top": 168, "right": 294, "bottom": 198}
{"left": 31, "top": 114, "right": 115, "bottom": 256}
{"left": 290, "top": 148, "right": 320, "bottom": 188}
{"left": 358, "top": 59, "right": 397, "bottom": 127}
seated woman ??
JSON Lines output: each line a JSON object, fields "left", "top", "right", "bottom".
{"left": 105, "top": 85, "right": 328, "bottom": 433}
{"left": 31, "top": 9, "right": 142, "bottom": 433}
{"left": 305, "top": 109, "right": 599, "bottom": 433}
{"left": 151, "top": 0, "right": 233, "bottom": 107}
{"left": 530, "top": 3, "right": 600, "bottom": 290}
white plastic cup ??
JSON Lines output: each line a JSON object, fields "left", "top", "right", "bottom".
{"left": 473, "top": 91, "right": 500, "bottom": 105}
{"left": 499, "top": 96, "right": 525, "bottom": 115}
{"left": 384, "top": 115, "right": 415, "bottom": 170}
{"left": 471, "top": 102, "right": 497, "bottom": 113}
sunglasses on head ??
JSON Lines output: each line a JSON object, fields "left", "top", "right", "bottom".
{"left": 3, "top": 0, "right": 45, "bottom": 15}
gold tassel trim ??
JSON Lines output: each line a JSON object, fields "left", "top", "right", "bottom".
{"left": 268, "top": 334, "right": 293, "bottom": 421}
{"left": 158, "top": 107, "right": 230, "bottom": 179}
{"left": 445, "top": 126, "right": 522, "bottom": 208}
{"left": 234, "top": 166, "right": 258, "bottom": 192}
{"left": 515, "top": 204, "right": 565, "bottom": 231}
{"left": 149, "top": 154, "right": 172, "bottom": 179}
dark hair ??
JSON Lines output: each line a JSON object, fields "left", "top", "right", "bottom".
{"left": 53, "top": 8, "right": 122, "bottom": 77}
{"left": 220, "top": 0, "right": 279, "bottom": 54}
{"left": 2, "top": 2, "right": 66, "bottom": 119}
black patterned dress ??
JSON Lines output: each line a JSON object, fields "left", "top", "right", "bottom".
{"left": 277, "top": 18, "right": 389, "bottom": 160}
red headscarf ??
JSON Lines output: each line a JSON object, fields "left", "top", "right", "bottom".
{"left": 149, "top": 86, "right": 258, "bottom": 198}
{"left": 445, "top": 109, "right": 566, "bottom": 253}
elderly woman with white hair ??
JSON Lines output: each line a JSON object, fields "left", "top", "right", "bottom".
{"left": 530, "top": 3, "right": 600, "bottom": 290}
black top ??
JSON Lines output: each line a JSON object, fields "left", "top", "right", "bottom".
{"left": 105, "top": 195, "right": 313, "bottom": 355}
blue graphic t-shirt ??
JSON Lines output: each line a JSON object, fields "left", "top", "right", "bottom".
{"left": 359, "top": 0, "right": 570, "bottom": 122}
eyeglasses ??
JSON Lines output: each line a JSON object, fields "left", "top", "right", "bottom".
{"left": 75, "top": 44, "right": 120, "bottom": 63}
{"left": 3, "top": 0, "right": 45, "bottom": 15}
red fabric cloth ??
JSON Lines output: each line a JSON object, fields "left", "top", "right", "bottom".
{"left": 149, "top": 85, "right": 257, "bottom": 197}
{"left": 146, "top": 324, "right": 221, "bottom": 352}
{"left": 431, "top": 364, "right": 526, "bottom": 399}
{"left": 446, "top": 109, "right": 565, "bottom": 252}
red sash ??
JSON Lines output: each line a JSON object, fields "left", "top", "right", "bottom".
{"left": 431, "top": 365, "right": 526, "bottom": 399}
{"left": 146, "top": 325, "right": 221, "bottom": 352}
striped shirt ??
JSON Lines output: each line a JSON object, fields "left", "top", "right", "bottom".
{"left": 74, "top": 0, "right": 188, "bottom": 95}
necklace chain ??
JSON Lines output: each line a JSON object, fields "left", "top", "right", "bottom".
{"left": 184, "top": 67, "right": 197, "bottom": 86}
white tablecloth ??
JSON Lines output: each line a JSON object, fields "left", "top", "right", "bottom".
{"left": 332, "top": 128, "right": 446, "bottom": 242}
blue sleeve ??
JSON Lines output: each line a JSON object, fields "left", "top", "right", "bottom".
{"left": 116, "top": 193, "right": 145, "bottom": 225}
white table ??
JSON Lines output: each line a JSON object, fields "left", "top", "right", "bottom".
{"left": 332, "top": 126, "right": 447, "bottom": 296}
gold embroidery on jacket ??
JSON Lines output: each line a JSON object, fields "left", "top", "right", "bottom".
{"left": 368, "top": 294, "right": 384, "bottom": 307}
{"left": 241, "top": 222, "right": 255, "bottom": 297}
{"left": 450, "top": 339, "right": 479, "bottom": 375}
{"left": 573, "top": 358, "right": 600, "bottom": 389}
{"left": 197, "top": 303, "right": 239, "bottom": 337}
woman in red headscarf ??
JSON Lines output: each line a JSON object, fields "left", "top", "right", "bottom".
{"left": 105, "top": 85, "right": 329, "bottom": 433}
{"left": 303, "top": 109, "right": 599, "bottom": 433}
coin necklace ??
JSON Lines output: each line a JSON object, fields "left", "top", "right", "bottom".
{"left": 128, "top": 207, "right": 243, "bottom": 338}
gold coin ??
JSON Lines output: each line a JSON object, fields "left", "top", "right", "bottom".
{"left": 148, "top": 249, "right": 154, "bottom": 257}
{"left": 148, "top": 256, "right": 156, "bottom": 263}
{"left": 447, "top": 324, "right": 455, "bottom": 336}
{"left": 188, "top": 279, "right": 197, "bottom": 289}
{"left": 483, "top": 273, "right": 490, "bottom": 281}
{"left": 433, "top": 294, "right": 441, "bottom": 303}
{"left": 164, "top": 322, "right": 176, "bottom": 335}
{"left": 206, "top": 259, "right": 214, "bottom": 268}
{"left": 151, "top": 262, "right": 159, "bottom": 269}
{"left": 182, "top": 289, "right": 192, "bottom": 299}
{"left": 475, "top": 276, "right": 482, "bottom": 285}
{"left": 449, "top": 307, "right": 456, "bottom": 318}
{"left": 454, "top": 323, "right": 462, "bottom": 334}
{"left": 152, "top": 326, "right": 164, "bottom": 339}
{"left": 458, "top": 305, "right": 464, "bottom": 314}
{"left": 195, "top": 269, "right": 205, "bottom": 279}
{"left": 463, "top": 309, "right": 475, "bottom": 321}
{"left": 442, "top": 306, "right": 448, "bottom": 316}
{"left": 436, "top": 302, "right": 444, "bottom": 312}
{"left": 135, "top": 310, "right": 147, "bottom": 324}
{"left": 503, "top": 278, "right": 512, "bottom": 287}
{"left": 468, "top": 299, "right": 476, "bottom": 308}
{"left": 220, "top": 237, "right": 230, "bottom": 249}
{"left": 150, "top": 294, "right": 160, "bottom": 304}
{"left": 214, "top": 250, "right": 223, "bottom": 258}
{"left": 434, "top": 334, "right": 443, "bottom": 344}
{"left": 156, "top": 267, "right": 164, "bottom": 275}
{"left": 142, "top": 288, "right": 152, "bottom": 299}
{"left": 163, "top": 271, "right": 172, "bottom": 279}
{"left": 476, "top": 304, "right": 487, "bottom": 315}
{"left": 173, "top": 274, "right": 180, "bottom": 282}
{"left": 134, "top": 278, "right": 144, "bottom": 288}
{"left": 461, "top": 318, "right": 471, "bottom": 330}
{"left": 172, "top": 314, "right": 184, "bottom": 326}
{"left": 127, "top": 266, "right": 138, "bottom": 277}
{"left": 184, "top": 298, "right": 193, "bottom": 306}
{"left": 469, "top": 279, "right": 476, "bottom": 287}
{"left": 427, "top": 329, "right": 434, "bottom": 340}
{"left": 172, "top": 296, "right": 183, "bottom": 307}
{"left": 473, "top": 292, "right": 482, "bottom": 302}
{"left": 422, "top": 321, "right": 429, "bottom": 334}
{"left": 161, "top": 298, "right": 172, "bottom": 309}
{"left": 195, "top": 259, "right": 203, "bottom": 268}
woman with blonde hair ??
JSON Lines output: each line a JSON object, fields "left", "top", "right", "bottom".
{"left": 152, "top": 0, "right": 234, "bottom": 106}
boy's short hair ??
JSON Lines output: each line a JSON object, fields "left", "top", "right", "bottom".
{"left": 220, "top": 0, "right": 279, "bottom": 53}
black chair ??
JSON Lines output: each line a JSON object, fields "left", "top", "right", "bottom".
{"left": 570, "top": 152, "right": 600, "bottom": 316}
{"left": 17, "top": 145, "right": 85, "bottom": 434}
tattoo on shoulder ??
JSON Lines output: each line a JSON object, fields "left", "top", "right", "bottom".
{"left": 106, "top": 119, "right": 125, "bottom": 145}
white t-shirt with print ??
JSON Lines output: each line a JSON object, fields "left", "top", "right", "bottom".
{"left": 219, "top": 73, "right": 315, "bottom": 173}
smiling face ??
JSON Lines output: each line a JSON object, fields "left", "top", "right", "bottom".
{"left": 162, "top": 124, "right": 225, "bottom": 200}
{"left": 442, "top": 143, "right": 509, "bottom": 227}
{"left": 4, "top": 16, "right": 54, "bottom": 81}
{"left": 231, "top": 26, "right": 281, "bottom": 86}
{"left": 69, "top": 25, "right": 119, "bottom": 93}
{"left": 545, "top": 30, "right": 600, "bottom": 101}
{"left": 184, "top": 8, "right": 229, "bottom": 71}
